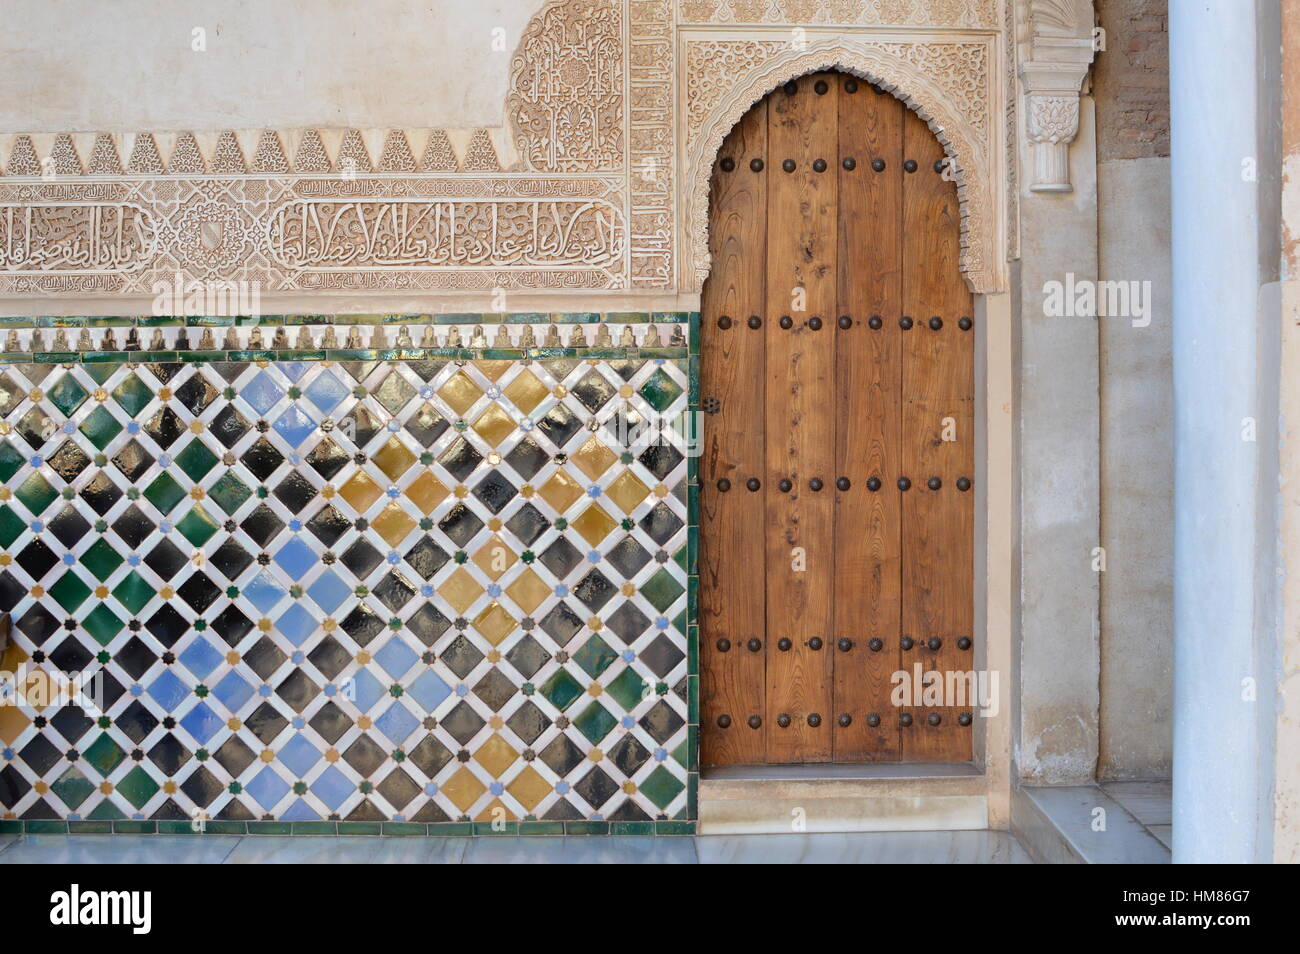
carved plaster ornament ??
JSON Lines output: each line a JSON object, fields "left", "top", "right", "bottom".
{"left": 446, "top": 326, "right": 463, "bottom": 348}
{"left": 544, "top": 323, "right": 562, "bottom": 347}
{"left": 198, "top": 329, "right": 215, "bottom": 350}
{"left": 492, "top": 324, "right": 512, "bottom": 348}
{"left": 78, "top": 330, "right": 93, "bottom": 351}
{"left": 419, "top": 325, "right": 438, "bottom": 348}
{"left": 1018, "top": 0, "right": 1097, "bottom": 192}
{"left": 471, "top": 326, "right": 488, "bottom": 349}
{"left": 248, "top": 327, "right": 264, "bottom": 349}
{"left": 149, "top": 329, "right": 166, "bottom": 350}
{"left": 296, "top": 327, "right": 314, "bottom": 349}
{"left": 345, "top": 326, "right": 363, "bottom": 348}
{"left": 321, "top": 327, "right": 338, "bottom": 349}
{"left": 519, "top": 325, "right": 537, "bottom": 349}
{"left": 620, "top": 324, "right": 637, "bottom": 347}
{"left": 396, "top": 327, "right": 413, "bottom": 348}
{"left": 52, "top": 329, "right": 70, "bottom": 351}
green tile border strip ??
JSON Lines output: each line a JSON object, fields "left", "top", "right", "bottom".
{"left": 0, "top": 818, "right": 698, "bottom": 837}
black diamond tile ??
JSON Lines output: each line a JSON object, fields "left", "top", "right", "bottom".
{"left": 175, "top": 374, "right": 218, "bottom": 415}
{"left": 572, "top": 569, "right": 616, "bottom": 611}
{"left": 16, "top": 603, "right": 61, "bottom": 645}
{"left": 408, "top": 734, "right": 452, "bottom": 777}
{"left": 309, "top": 701, "right": 352, "bottom": 745}
{"left": 472, "top": 668, "right": 517, "bottom": 712}
{"left": 439, "top": 633, "right": 483, "bottom": 678}
{"left": 638, "top": 699, "right": 685, "bottom": 745}
{"left": 403, "top": 536, "right": 448, "bottom": 580}
{"left": 538, "top": 602, "right": 583, "bottom": 647}
{"left": 440, "top": 700, "right": 486, "bottom": 746}
{"left": 306, "top": 437, "right": 349, "bottom": 480}
{"left": 16, "top": 407, "right": 49, "bottom": 450}
{"left": 472, "top": 470, "right": 517, "bottom": 514}
{"left": 209, "top": 405, "right": 250, "bottom": 448}
{"left": 537, "top": 404, "right": 580, "bottom": 448}
{"left": 539, "top": 536, "right": 583, "bottom": 579}
{"left": 19, "top": 735, "right": 61, "bottom": 776}
{"left": 111, "top": 439, "right": 154, "bottom": 482}
{"left": 208, "top": 362, "right": 246, "bottom": 384}
{"left": 639, "top": 634, "right": 685, "bottom": 678}
{"left": 144, "top": 539, "right": 188, "bottom": 580}
{"left": 608, "top": 799, "right": 651, "bottom": 821}
{"left": 639, "top": 443, "right": 684, "bottom": 481}
{"left": 341, "top": 406, "right": 383, "bottom": 448}
{"left": 438, "top": 437, "right": 482, "bottom": 481}
{"left": 639, "top": 501, "right": 683, "bottom": 545}
{"left": 48, "top": 706, "right": 93, "bottom": 743}
{"left": 246, "top": 701, "right": 289, "bottom": 746}
{"left": 343, "top": 735, "right": 387, "bottom": 777}
{"left": 605, "top": 535, "right": 651, "bottom": 578}
{"left": 505, "top": 502, "right": 550, "bottom": 546}
{"left": 306, "top": 505, "right": 349, "bottom": 547}
{"left": 340, "top": 538, "right": 383, "bottom": 579}
{"left": 406, "top": 602, "right": 450, "bottom": 646}
{"left": 47, "top": 505, "right": 91, "bottom": 548}
{"left": 241, "top": 437, "right": 284, "bottom": 482}
{"left": 16, "top": 538, "right": 59, "bottom": 580}
{"left": 608, "top": 733, "right": 651, "bottom": 776}
{"left": 307, "top": 635, "right": 350, "bottom": 681}
{"left": 241, "top": 503, "right": 285, "bottom": 548}
{"left": 245, "top": 636, "right": 288, "bottom": 681}
{"left": 145, "top": 604, "right": 189, "bottom": 647}
{"left": 114, "top": 636, "right": 157, "bottom": 680}
{"left": 574, "top": 767, "right": 618, "bottom": 808}
{"left": 147, "top": 734, "right": 191, "bottom": 775}
{"left": 438, "top": 503, "right": 483, "bottom": 548}
{"left": 339, "top": 603, "right": 384, "bottom": 647}
{"left": 48, "top": 636, "right": 93, "bottom": 673}
{"left": 604, "top": 408, "right": 646, "bottom": 449}
{"left": 209, "top": 539, "right": 254, "bottom": 580}
{"left": 405, "top": 403, "right": 448, "bottom": 447}
{"left": 143, "top": 406, "right": 186, "bottom": 449}
{"left": 505, "top": 634, "right": 551, "bottom": 679}
{"left": 80, "top": 472, "right": 122, "bottom": 515}
{"left": 376, "top": 767, "right": 420, "bottom": 809}
{"left": 505, "top": 437, "right": 549, "bottom": 479}
{"left": 0, "top": 572, "right": 23, "bottom": 612}
{"left": 112, "top": 505, "right": 156, "bottom": 548}
{"left": 273, "top": 472, "right": 317, "bottom": 512}
{"left": 211, "top": 604, "right": 254, "bottom": 646}
{"left": 373, "top": 570, "right": 415, "bottom": 611}
{"left": 46, "top": 440, "right": 90, "bottom": 481}
{"left": 213, "top": 735, "right": 256, "bottom": 776}
{"left": 605, "top": 602, "right": 650, "bottom": 644}
{"left": 275, "top": 669, "right": 320, "bottom": 713}
{"left": 145, "top": 363, "right": 183, "bottom": 385}
{"left": 571, "top": 370, "right": 616, "bottom": 413}
{"left": 116, "top": 699, "right": 159, "bottom": 744}
{"left": 180, "top": 765, "right": 224, "bottom": 807}
{"left": 504, "top": 701, "right": 551, "bottom": 748}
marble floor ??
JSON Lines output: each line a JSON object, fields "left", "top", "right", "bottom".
{"left": 0, "top": 829, "right": 1032, "bottom": 864}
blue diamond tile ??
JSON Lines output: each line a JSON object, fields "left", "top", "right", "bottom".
{"left": 246, "top": 766, "right": 290, "bottom": 809}
{"left": 311, "top": 764, "right": 353, "bottom": 811}
{"left": 345, "top": 669, "right": 386, "bottom": 713}
{"left": 275, "top": 603, "right": 318, "bottom": 646}
{"left": 304, "top": 370, "right": 349, "bottom": 414}
{"left": 244, "top": 571, "right": 287, "bottom": 614}
{"left": 212, "top": 671, "right": 254, "bottom": 713}
{"left": 276, "top": 362, "right": 311, "bottom": 383}
{"left": 274, "top": 537, "right": 317, "bottom": 579}
{"left": 147, "top": 670, "right": 189, "bottom": 712}
{"left": 407, "top": 670, "right": 452, "bottom": 711}
{"left": 179, "top": 701, "right": 223, "bottom": 744}
{"left": 273, "top": 407, "right": 317, "bottom": 448}
{"left": 242, "top": 371, "right": 285, "bottom": 416}
{"left": 278, "top": 734, "right": 321, "bottom": 777}
{"left": 373, "top": 638, "right": 418, "bottom": 679}
{"left": 282, "top": 798, "right": 321, "bottom": 820}
{"left": 307, "top": 570, "right": 350, "bottom": 614}
{"left": 375, "top": 701, "right": 419, "bottom": 744}
{"left": 179, "top": 638, "right": 223, "bottom": 680}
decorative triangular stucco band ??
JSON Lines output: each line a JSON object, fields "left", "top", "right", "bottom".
{"left": 683, "top": 41, "right": 1001, "bottom": 295}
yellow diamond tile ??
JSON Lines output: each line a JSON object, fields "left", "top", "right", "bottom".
{"left": 504, "top": 568, "right": 550, "bottom": 614}
{"left": 473, "top": 601, "right": 517, "bottom": 646}
{"left": 605, "top": 470, "right": 650, "bottom": 514}
{"left": 472, "top": 535, "right": 518, "bottom": 580}
{"left": 507, "top": 765, "right": 551, "bottom": 812}
{"left": 538, "top": 470, "right": 582, "bottom": 513}
{"left": 474, "top": 733, "right": 519, "bottom": 777}
{"left": 372, "top": 437, "right": 416, "bottom": 480}
{"left": 472, "top": 404, "right": 516, "bottom": 447}
{"left": 503, "top": 368, "right": 549, "bottom": 414}
{"left": 439, "top": 370, "right": 483, "bottom": 416}
{"left": 476, "top": 797, "right": 515, "bottom": 822}
{"left": 339, "top": 470, "right": 383, "bottom": 512}
{"left": 572, "top": 504, "right": 616, "bottom": 545}
{"left": 405, "top": 471, "right": 449, "bottom": 514}
{"left": 372, "top": 502, "right": 416, "bottom": 547}
{"left": 474, "top": 359, "right": 512, "bottom": 382}
{"left": 572, "top": 435, "right": 617, "bottom": 480}
{"left": 441, "top": 766, "right": 487, "bottom": 812}
{"left": 438, "top": 567, "right": 484, "bottom": 614}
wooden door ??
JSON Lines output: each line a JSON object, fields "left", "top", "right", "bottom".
{"left": 700, "top": 72, "right": 974, "bottom": 767}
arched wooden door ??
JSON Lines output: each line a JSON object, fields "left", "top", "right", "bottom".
{"left": 699, "top": 71, "right": 974, "bottom": 767}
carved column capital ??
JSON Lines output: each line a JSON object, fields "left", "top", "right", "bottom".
{"left": 1017, "top": 0, "right": 1097, "bottom": 193}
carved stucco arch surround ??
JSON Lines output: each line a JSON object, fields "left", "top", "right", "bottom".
{"left": 683, "top": 42, "right": 1001, "bottom": 296}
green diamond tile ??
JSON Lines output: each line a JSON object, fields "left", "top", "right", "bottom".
{"left": 176, "top": 504, "right": 220, "bottom": 546}
{"left": 47, "top": 375, "right": 89, "bottom": 417}
{"left": 0, "top": 505, "right": 24, "bottom": 547}
{"left": 0, "top": 442, "right": 23, "bottom": 481}
{"left": 175, "top": 440, "right": 218, "bottom": 481}
{"left": 639, "top": 765, "right": 684, "bottom": 809}
{"left": 605, "top": 666, "right": 649, "bottom": 711}
{"left": 573, "top": 701, "right": 617, "bottom": 744}
{"left": 82, "top": 732, "right": 126, "bottom": 777}
{"left": 85, "top": 364, "right": 117, "bottom": 386}
{"left": 116, "top": 765, "right": 160, "bottom": 809}
{"left": 82, "top": 603, "right": 124, "bottom": 645}
{"left": 49, "top": 571, "right": 92, "bottom": 612}
{"left": 81, "top": 537, "right": 124, "bottom": 581}
{"left": 638, "top": 368, "right": 683, "bottom": 413}
{"left": 143, "top": 472, "right": 186, "bottom": 514}
{"left": 15, "top": 473, "right": 57, "bottom": 515}
{"left": 538, "top": 668, "right": 584, "bottom": 712}
{"left": 111, "top": 373, "right": 153, "bottom": 418}
{"left": 573, "top": 634, "right": 618, "bottom": 679}
{"left": 49, "top": 767, "right": 96, "bottom": 810}
{"left": 78, "top": 405, "right": 123, "bottom": 450}
{"left": 87, "top": 798, "right": 126, "bottom": 820}
{"left": 671, "top": 737, "right": 690, "bottom": 769}
{"left": 208, "top": 471, "right": 252, "bottom": 515}
{"left": 112, "top": 570, "right": 155, "bottom": 614}
{"left": 640, "top": 568, "right": 684, "bottom": 613}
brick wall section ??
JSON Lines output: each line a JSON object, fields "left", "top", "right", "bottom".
{"left": 1093, "top": 0, "right": 1170, "bottom": 160}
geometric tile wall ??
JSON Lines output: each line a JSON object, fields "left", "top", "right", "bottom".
{"left": 0, "top": 317, "right": 697, "bottom": 834}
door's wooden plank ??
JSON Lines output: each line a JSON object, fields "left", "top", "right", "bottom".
{"left": 832, "top": 79, "right": 904, "bottom": 761}
{"left": 700, "top": 105, "right": 769, "bottom": 767}
{"left": 900, "top": 107, "right": 975, "bottom": 761}
{"left": 764, "top": 73, "right": 838, "bottom": 763}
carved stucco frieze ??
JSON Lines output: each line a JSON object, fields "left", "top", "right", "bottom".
{"left": 677, "top": 0, "right": 998, "bottom": 28}
{"left": 681, "top": 37, "right": 1000, "bottom": 294}
{"left": 1017, "top": 0, "right": 1097, "bottom": 192}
